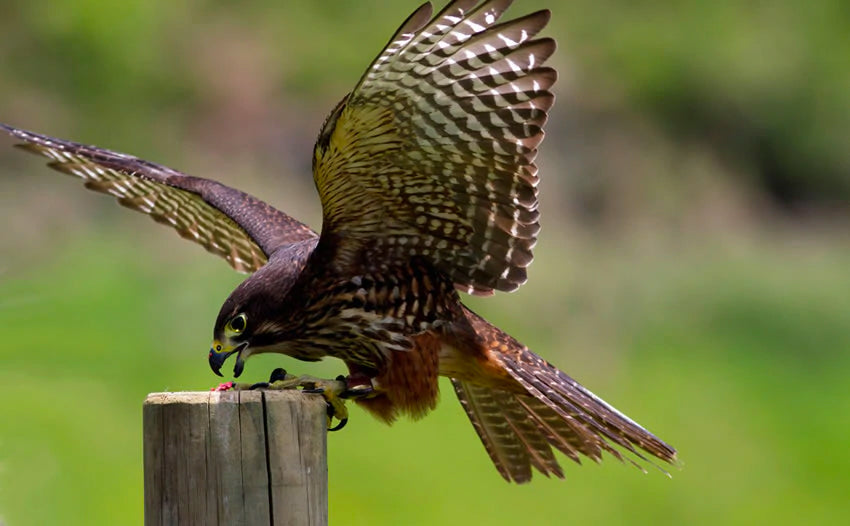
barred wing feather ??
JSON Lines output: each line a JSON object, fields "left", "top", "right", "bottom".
{"left": 2, "top": 124, "right": 317, "bottom": 273}
{"left": 313, "top": 0, "right": 555, "bottom": 295}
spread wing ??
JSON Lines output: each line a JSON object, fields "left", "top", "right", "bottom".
{"left": 312, "top": 0, "right": 555, "bottom": 295}
{"left": 2, "top": 124, "right": 317, "bottom": 273}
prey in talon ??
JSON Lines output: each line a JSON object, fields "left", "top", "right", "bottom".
{"left": 4, "top": 0, "right": 677, "bottom": 483}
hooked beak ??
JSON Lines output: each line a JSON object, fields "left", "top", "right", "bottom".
{"left": 208, "top": 341, "right": 249, "bottom": 378}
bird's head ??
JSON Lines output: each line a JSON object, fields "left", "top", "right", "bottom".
{"left": 208, "top": 278, "right": 268, "bottom": 378}
{"left": 208, "top": 241, "right": 316, "bottom": 378}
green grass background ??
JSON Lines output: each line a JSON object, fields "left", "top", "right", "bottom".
{"left": 1, "top": 1, "right": 849, "bottom": 524}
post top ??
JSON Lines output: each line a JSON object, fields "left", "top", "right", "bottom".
{"left": 144, "top": 389, "right": 325, "bottom": 407}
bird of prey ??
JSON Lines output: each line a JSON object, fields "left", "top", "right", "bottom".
{"left": 2, "top": 0, "right": 676, "bottom": 482}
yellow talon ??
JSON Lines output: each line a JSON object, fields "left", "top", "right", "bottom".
{"left": 321, "top": 387, "right": 349, "bottom": 431}
{"left": 262, "top": 373, "right": 349, "bottom": 431}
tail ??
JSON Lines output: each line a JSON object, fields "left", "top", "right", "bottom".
{"left": 452, "top": 311, "right": 677, "bottom": 483}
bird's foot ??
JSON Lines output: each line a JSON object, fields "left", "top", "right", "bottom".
{"left": 249, "top": 368, "right": 351, "bottom": 431}
{"left": 211, "top": 368, "right": 377, "bottom": 431}
{"left": 341, "top": 372, "right": 376, "bottom": 399}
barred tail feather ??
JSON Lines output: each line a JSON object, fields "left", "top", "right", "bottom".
{"left": 498, "top": 347, "right": 677, "bottom": 471}
{"left": 452, "top": 379, "right": 564, "bottom": 483}
{"left": 454, "top": 309, "right": 677, "bottom": 482}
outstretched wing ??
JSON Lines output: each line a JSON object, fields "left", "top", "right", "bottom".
{"left": 2, "top": 124, "right": 317, "bottom": 273}
{"left": 313, "top": 0, "right": 556, "bottom": 295}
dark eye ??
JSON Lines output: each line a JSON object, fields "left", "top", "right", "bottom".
{"left": 227, "top": 313, "right": 247, "bottom": 334}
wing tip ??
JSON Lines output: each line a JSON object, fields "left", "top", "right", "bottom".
{"left": 1, "top": 122, "right": 32, "bottom": 144}
{"left": 527, "top": 8, "right": 552, "bottom": 29}
{"left": 398, "top": 2, "right": 435, "bottom": 37}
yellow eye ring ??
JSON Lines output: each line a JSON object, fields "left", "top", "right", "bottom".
{"left": 227, "top": 313, "right": 247, "bottom": 335}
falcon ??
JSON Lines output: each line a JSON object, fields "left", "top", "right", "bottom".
{"left": 2, "top": 0, "right": 676, "bottom": 482}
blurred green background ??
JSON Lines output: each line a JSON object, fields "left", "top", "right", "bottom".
{"left": 1, "top": 1, "right": 848, "bottom": 524}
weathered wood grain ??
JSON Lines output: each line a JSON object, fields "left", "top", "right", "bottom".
{"left": 143, "top": 390, "right": 327, "bottom": 526}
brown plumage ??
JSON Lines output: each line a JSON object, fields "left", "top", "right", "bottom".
{"left": 3, "top": 0, "right": 676, "bottom": 482}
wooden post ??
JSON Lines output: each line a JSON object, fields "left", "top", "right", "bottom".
{"left": 143, "top": 390, "right": 328, "bottom": 526}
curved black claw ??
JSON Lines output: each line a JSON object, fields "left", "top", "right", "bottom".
{"left": 269, "top": 368, "right": 288, "bottom": 383}
{"left": 248, "top": 368, "right": 290, "bottom": 390}
{"left": 329, "top": 418, "right": 348, "bottom": 432}
{"left": 327, "top": 402, "right": 348, "bottom": 432}
{"left": 304, "top": 381, "right": 348, "bottom": 430}
{"left": 339, "top": 374, "right": 375, "bottom": 399}
{"left": 341, "top": 385, "right": 375, "bottom": 399}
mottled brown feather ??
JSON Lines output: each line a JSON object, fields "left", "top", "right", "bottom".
{"left": 357, "top": 331, "right": 442, "bottom": 424}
